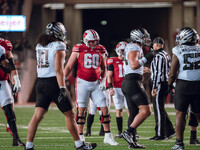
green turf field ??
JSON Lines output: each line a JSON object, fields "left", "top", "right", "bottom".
{"left": 0, "top": 104, "right": 199, "bottom": 150}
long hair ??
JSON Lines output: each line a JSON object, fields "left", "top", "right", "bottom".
{"left": 36, "top": 33, "right": 57, "bottom": 47}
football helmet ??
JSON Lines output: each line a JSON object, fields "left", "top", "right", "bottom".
{"left": 83, "top": 29, "right": 100, "bottom": 47}
{"left": 45, "top": 22, "right": 66, "bottom": 41}
{"left": 130, "top": 28, "right": 151, "bottom": 46}
{"left": 115, "top": 41, "right": 127, "bottom": 57}
{"left": 176, "top": 27, "right": 199, "bottom": 45}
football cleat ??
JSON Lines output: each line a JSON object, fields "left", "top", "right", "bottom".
{"left": 128, "top": 142, "right": 146, "bottom": 149}
{"left": 104, "top": 133, "right": 119, "bottom": 145}
{"left": 13, "top": 139, "right": 25, "bottom": 146}
{"left": 122, "top": 130, "right": 134, "bottom": 144}
{"left": 190, "top": 138, "right": 200, "bottom": 145}
{"left": 25, "top": 147, "right": 35, "bottom": 150}
{"left": 76, "top": 142, "right": 97, "bottom": 150}
{"left": 85, "top": 132, "right": 91, "bottom": 136}
{"left": 171, "top": 142, "right": 184, "bottom": 150}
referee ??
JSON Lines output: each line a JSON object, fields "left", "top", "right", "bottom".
{"left": 150, "top": 37, "right": 175, "bottom": 140}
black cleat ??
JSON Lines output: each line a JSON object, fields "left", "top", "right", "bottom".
{"left": 76, "top": 142, "right": 97, "bottom": 150}
{"left": 85, "top": 132, "right": 91, "bottom": 136}
{"left": 167, "top": 132, "right": 176, "bottom": 139}
{"left": 122, "top": 130, "right": 134, "bottom": 144}
{"left": 190, "top": 138, "right": 200, "bottom": 145}
{"left": 171, "top": 141, "right": 184, "bottom": 150}
{"left": 149, "top": 136, "right": 167, "bottom": 141}
{"left": 128, "top": 142, "right": 146, "bottom": 149}
{"left": 13, "top": 139, "right": 25, "bottom": 146}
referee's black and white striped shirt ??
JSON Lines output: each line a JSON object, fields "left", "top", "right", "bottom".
{"left": 150, "top": 48, "right": 171, "bottom": 89}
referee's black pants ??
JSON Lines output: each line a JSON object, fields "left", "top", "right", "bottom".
{"left": 152, "top": 82, "right": 175, "bottom": 137}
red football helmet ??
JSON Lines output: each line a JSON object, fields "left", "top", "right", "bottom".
{"left": 83, "top": 29, "right": 100, "bottom": 47}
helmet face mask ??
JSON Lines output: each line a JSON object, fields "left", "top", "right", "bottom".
{"left": 45, "top": 22, "right": 67, "bottom": 41}
{"left": 83, "top": 29, "right": 100, "bottom": 48}
{"left": 115, "top": 41, "right": 127, "bottom": 58}
{"left": 176, "top": 27, "right": 199, "bottom": 46}
{"left": 130, "top": 28, "right": 151, "bottom": 46}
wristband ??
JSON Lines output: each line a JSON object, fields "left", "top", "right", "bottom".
{"left": 60, "top": 86, "right": 66, "bottom": 89}
{"left": 138, "top": 57, "right": 147, "bottom": 66}
{"left": 108, "top": 83, "right": 113, "bottom": 89}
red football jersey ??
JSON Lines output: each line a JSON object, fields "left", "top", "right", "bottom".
{"left": 0, "top": 39, "right": 12, "bottom": 81}
{"left": 72, "top": 44, "right": 106, "bottom": 81}
{"left": 107, "top": 57, "right": 124, "bottom": 88}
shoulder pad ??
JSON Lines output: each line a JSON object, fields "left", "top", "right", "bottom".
{"left": 72, "top": 44, "right": 84, "bottom": 52}
{"left": 107, "top": 58, "right": 114, "bottom": 65}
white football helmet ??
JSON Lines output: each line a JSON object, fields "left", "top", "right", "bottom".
{"left": 115, "top": 41, "right": 127, "bottom": 57}
{"left": 176, "top": 27, "right": 199, "bottom": 45}
{"left": 83, "top": 29, "right": 100, "bottom": 47}
{"left": 45, "top": 22, "right": 67, "bottom": 41}
{"left": 130, "top": 28, "right": 151, "bottom": 46}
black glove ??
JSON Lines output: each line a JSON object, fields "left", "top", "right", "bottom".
{"left": 145, "top": 50, "right": 156, "bottom": 62}
{"left": 168, "top": 84, "right": 174, "bottom": 94}
{"left": 58, "top": 88, "right": 67, "bottom": 104}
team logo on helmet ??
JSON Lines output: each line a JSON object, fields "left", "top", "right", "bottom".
{"left": 45, "top": 22, "right": 67, "bottom": 41}
{"left": 115, "top": 41, "right": 127, "bottom": 57}
{"left": 176, "top": 27, "right": 199, "bottom": 45}
{"left": 83, "top": 29, "right": 100, "bottom": 47}
{"left": 130, "top": 28, "right": 151, "bottom": 46}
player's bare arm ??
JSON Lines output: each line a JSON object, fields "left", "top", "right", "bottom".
{"left": 64, "top": 52, "right": 78, "bottom": 79}
{"left": 107, "top": 70, "right": 115, "bottom": 96}
{"left": 128, "top": 51, "right": 140, "bottom": 70}
{"left": 168, "top": 54, "right": 179, "bottom": 86}
{"left": 55, "top": 50, "right": 66, "bottom": 88}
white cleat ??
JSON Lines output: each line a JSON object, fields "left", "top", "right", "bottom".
{"left": 104, "top": 133, "right": 119, "bottom": 145}
{"left": 80, "top": 134, "right": 85, "bottom": 142}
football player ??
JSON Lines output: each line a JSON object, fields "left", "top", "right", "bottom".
{"left": 24, "top": 22, "right": 97, "bottom": 150}
{"left": 0, "top": 38, "right": 24, "bottom": 146}
{"left": 65, "top": 29, "right": 118, "bottom": 145}
{"left": 169, "top": 27, "right": 200, "bottom": 150}
{"left": 107, "top": 41, "right": 129, "bottom": 138}
{"left": 121, "top": 28, "right": 154, "bottom": 149}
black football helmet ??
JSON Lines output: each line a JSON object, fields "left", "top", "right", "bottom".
{"left": 45, "top": 22, "right": 67, "bottom": 41}
{"left": 176, "top": 27, "right": 199, "bottom": 45}
{"left": 130, "top": 28, "right": 151, "bottom": 46}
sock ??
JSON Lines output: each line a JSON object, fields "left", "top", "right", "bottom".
{"left": 100, "top": 124, "right": 104, "bottom": 133}
{"left": 176, "top": 138, "right": 183, "bottom": 144}
{"left": 26, "top": 142, "right": 34, "bottom": 148}
{"left": 116, "top": 117, "right": 123, "bottom": 134}
{"left": 105, "top": 132, "right": 111, "bottom": 137}
{"left": 191, "top": 131, "right": 197, "bottom": 139}
{"left": 86, "top": 114, "right": 94, "bottom": 133}
{"left": 75, "top": 140, "right": 83, "bottom": 148}
{"left": 127, "top": 126, "right": 135, "bottom": 134}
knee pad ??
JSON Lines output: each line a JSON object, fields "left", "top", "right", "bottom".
{"left": 100, "top": 114, "right": 111, "bottom": 124}
{"left": 189, "top": 112, "right": 198, "bottom": 127}
{"left": 3, "top": 104, "right": 16, "bottom": 123}
{"left": 76, "top": 108, "right": 86, "bottom": 125}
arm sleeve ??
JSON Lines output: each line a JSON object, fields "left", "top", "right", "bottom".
{"left": 107, "top": 64, "right": 114, "bottom": 71}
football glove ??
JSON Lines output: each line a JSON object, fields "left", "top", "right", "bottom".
{"left": 13, "top": 74, "right": 21, "bottom": 93}
{"left": 99, "top": 78, "right": 106, "bottom": 91}
{"left": 58, "top": 87, "right": 67, "bottom": 104}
